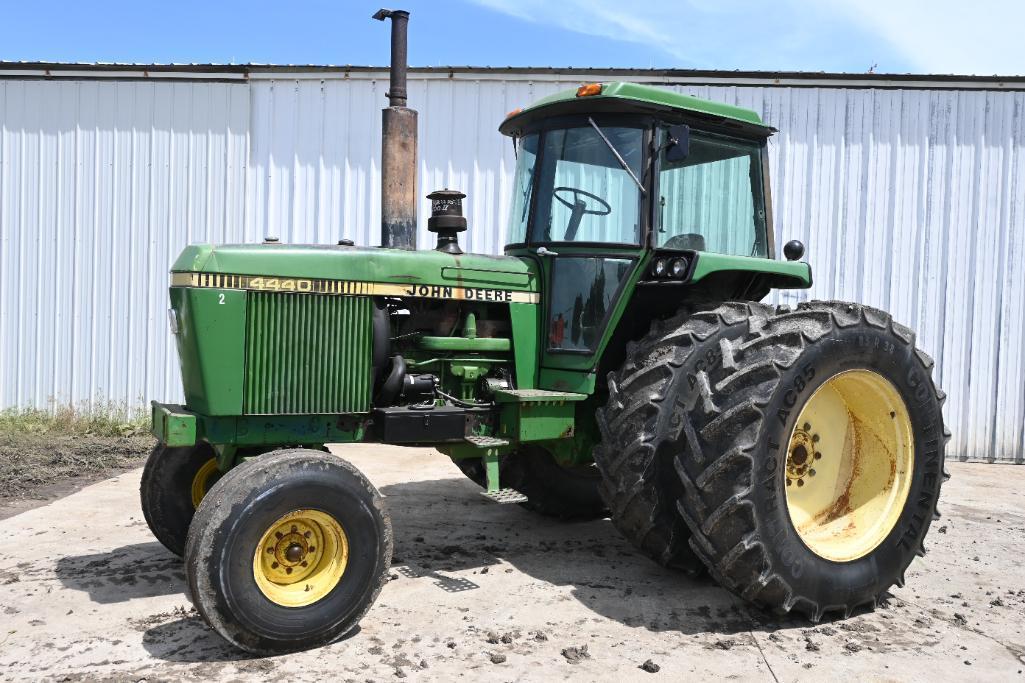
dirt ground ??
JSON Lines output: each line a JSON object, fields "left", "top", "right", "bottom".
{"left": 0, "top": 431, "right": 152, "bottom": 521}
{"left": 0, "top": 445, "right": 1023, "bottom": 682}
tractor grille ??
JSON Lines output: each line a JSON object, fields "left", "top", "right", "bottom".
{"left": 243, "top": 292, "right": 373, "bottom": 415}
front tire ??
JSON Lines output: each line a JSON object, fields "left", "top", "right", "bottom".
{"left": 672, "top": 301, "right": 949, "bottom": 621}
{"left": 185, "top": 449, "right": 392, "bottom": 654}
{"left": 139, "top": 443, "right": 221, "bottom": 557}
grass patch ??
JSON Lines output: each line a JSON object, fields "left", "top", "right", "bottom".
{"left": 0, "top": 402, "right": 149, "bottom": 438}
{"left": 0, "top": 403, "right": 154, "bottom": 502}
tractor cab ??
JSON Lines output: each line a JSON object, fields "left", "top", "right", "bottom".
{"left": 499, "top": 81, "right": 804, "bottom": 392}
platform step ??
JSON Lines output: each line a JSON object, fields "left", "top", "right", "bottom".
{"left": 479, "top": 488, "right": 528, "bottom": 504}
{"left": 464, "top": 435, "right": 511, "bottom": 448}
{"left": 493, "top": 389, "right": 588, "bottom": 404}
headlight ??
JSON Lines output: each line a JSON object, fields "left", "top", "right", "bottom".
{"left": 653, "top": 258, "right": 667, "bottom": 277}
{"left": 670, "top": 257, "right": 688, "bottom": 278}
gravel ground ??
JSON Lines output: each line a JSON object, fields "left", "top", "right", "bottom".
{"left": 0, "top": 445, "right": 1023, "bottom": 681}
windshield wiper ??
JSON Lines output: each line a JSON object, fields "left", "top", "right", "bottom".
{"left": 588, "top": 117, "right": 646, "bottom": 195}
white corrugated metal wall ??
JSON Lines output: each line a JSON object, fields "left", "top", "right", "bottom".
{"left": 1, "top": 69, "right": 1022, "bottom": 462}
{"left": 0, "top": 78, "right": 249, "bottom": 414}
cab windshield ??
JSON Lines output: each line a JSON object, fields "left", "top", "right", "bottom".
{"left": 506, "top": 123, "right": 644, "bottom": 245}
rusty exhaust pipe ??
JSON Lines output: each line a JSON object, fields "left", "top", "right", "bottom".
{"left": 373, "top": 8, "right": 417, "bottom": 250}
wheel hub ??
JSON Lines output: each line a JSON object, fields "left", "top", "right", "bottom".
{"left": 786, "top": 422, "right": 822, "bottom": 487}
{"left": 254, "top": 510, "right": 348, "bottom": 607}
{"left": 284, "top": 542, "right": 304, "bottom": 563}
{"left": 783, "top": 370, "right": 915, "bottom": 562}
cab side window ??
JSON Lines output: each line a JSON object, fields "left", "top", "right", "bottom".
{"left": 658, "top": 132, "right": 768, "bottom": 257}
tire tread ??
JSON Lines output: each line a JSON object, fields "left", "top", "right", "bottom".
{"left": 672, "top": 300, "right": 948, "bottom": 621}
{"left": 594, "top": 302, "right": 773, "bottom": 574}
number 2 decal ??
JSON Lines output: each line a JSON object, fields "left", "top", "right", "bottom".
{"left": 218, "top": 293, "right": 225, "bottom": 305}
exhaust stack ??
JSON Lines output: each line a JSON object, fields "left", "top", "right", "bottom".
{"left": 373, "top": 8, "right": 417, "bottom": 250}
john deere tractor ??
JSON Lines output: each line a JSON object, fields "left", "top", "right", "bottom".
{"left": 144, "top": 44, "right": 948, "bottom": 653}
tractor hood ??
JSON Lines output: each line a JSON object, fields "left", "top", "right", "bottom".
{"left": 170, "top": 243, "right": 540, "bottom": 303}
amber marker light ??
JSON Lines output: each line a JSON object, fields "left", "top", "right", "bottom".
{"left": 505, "top": 107, "right": 522, "bottom": 119}
{"left": 576, "top": 83, "right": 603, "bottom": 97}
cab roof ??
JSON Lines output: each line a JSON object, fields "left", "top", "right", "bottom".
{"left": 499, "top": 81, "right": 773, "bottom": 138}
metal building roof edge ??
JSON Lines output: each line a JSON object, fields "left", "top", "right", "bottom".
{"left": 0, "top": 62, "right": 1024, "bottom": 90}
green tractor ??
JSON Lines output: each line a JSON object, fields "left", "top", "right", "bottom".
{"left": 144, "top": 74, "right": 948, "bottom": 654}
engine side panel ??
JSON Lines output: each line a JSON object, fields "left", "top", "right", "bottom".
{"left": 170, "top": 286, "right": 246, "bottom": 416}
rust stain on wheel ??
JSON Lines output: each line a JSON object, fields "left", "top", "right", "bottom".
{"left": 784, "top": 370, "right": 914, "bottom": 562}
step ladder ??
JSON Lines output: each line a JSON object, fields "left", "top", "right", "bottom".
{"left": 463, "top": 435, "right": 527, "bottom": 504}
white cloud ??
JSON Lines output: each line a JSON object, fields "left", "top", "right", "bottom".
{"left": 473, "top": 0, "right": 697, "bottom": 63}
{"left": 827, "top": 0, "right": 1025, "bottom": 75}
{"left": 470, "top": 0, "right": 1025, "bottom": 75}
{"left": 469, "top": 0, "right": 896, "bottom": 70}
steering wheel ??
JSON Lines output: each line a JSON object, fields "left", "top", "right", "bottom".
{"left": 553, "top": 187, "right": 612, "bottom": 216}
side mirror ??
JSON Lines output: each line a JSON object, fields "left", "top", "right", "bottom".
{"left": 665, "top": 124, "right": 690, "bottom": 162}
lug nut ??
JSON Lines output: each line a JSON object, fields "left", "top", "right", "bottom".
{"left": 286, "top": 567, "right": 293, "bottom": 575}
{"left": 304, "top": 531, "right": 312, "bottom": 539}
{"left": 275, "top": 532, "right": 283, "bottom": 540}
{"left": 271, "top": 562, "right": 279, "bottom": 569}
{"left": 291, "top": 525, "right": 297, "bottom": 533}
{"left": 814, "top": 451, "right": 822, "bottom": 460}
{"left": 812, "top": 434, "right": 820, "bottom": 443}
{"left": 266, "top": 547, "right": 274, "bottom": 554}
{"left": 308, "top": 546, "right": 316, "bottom": 553}
{"left": 809, "top": 469, "right": 816, "bottom": 477}
{"left": 301, "top": 561, "right": 308, "bottom": 567}
{"left": 797, "top": 479, "right": 804, "bottom": 487}
{"left": 803, "top": 422, "right": 811, "bottom": 431}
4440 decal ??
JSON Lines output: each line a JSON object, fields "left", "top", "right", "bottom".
{"left": 170, "top": 272, "right": 539, "bottom": 304}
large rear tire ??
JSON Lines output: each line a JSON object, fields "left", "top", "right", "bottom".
{"left": 454, "top": 445, "right": 606, "bottom": 520}
{"left": 185, "top": 449, "right": 392, "bottom": 654}
{"left": 139, "top": 443, "right": 221, "bottom": 557}
{"left": 671, "top": 301, "right": 949, "bottom": 621}
{"left": 594, "top": 302, "right": 771, "bottom": 573}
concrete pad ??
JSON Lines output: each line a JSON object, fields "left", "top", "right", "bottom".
{"left": 0, "top": 447, "right": 1024, "bottom": 681}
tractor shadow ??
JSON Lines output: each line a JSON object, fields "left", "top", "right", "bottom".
{"left": 140, "top": 615, "right": 361, "bottom": 664}
{"left": 379, "top": 475, "right": 819, "bottom": 638}
{"left": 54, "top": 541, "right": 185, "bottom": 604}
{"left": 140, "top": 614, "right": 247, "bottom": 663}
{"left": 53, "top": 541, "right": 265, "bottom": 663}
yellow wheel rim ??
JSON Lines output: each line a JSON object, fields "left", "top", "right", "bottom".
{"left": 190, "top": 458, "right": 221, "bottom": 509}
{"left": 253, "top": 509, "right": 349, "bottom": 608}
{"left": 784, "top": 369, "right": 914, "bottom": 562}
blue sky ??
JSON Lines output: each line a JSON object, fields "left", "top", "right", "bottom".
{"left": 1, "top": 0, "right": 1021, "bottom": 75}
